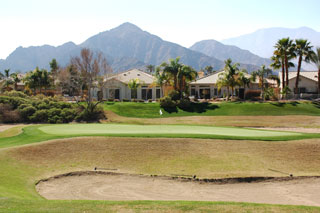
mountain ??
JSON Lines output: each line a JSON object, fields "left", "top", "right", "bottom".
{"left": 190, "top": 39, "right": 271, "bottom": 67}
{"left": 0, "top": 22, "right": 259, "bottom": 73}
{"left": 222, "top": 27, "right": 320, "bottom": 59}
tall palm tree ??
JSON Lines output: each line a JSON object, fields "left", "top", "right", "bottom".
{"left": 3, "top": 69, "right": 13, "bottom": 91}
{"left": 274, "top": 38, "right": 296, "bottom": 87}
{"left": 310, "top": 47, "right": 320, "bottom": 94}
{"left": 160, "top": 57, "right": 183, "bottom": 91}
{"left": 251, "top": 65, "right": 272, "bottom": 101}
{"left": 128, "top": 78, "right": 141, "bottom": 99}
{"left": 154, "top": 66, "right": 170, "bottom": 97}
{"left": 294, "top": 39, "right": 314, "bottom": 94}
{"left": 177, "top": 65, "right": 197, "bottom": 97}
{"left": 238, "top": 69, "right": 250, "bottom": 99}
{"left": 146, "top": 65, "right": 155, "bottom": 73}
{"left": 10, "top": 73, "right": 21, "bottom": 90}
{"left": 217, "top": 59, "right": 241, "bottom": 100}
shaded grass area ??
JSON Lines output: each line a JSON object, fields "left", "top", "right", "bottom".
{"left": 1, "top": 199, "right": 320, "bottom": 213}
{"left": 2, "top": 137, "right": 320, "bottom": 211}
{"left": 103, "top": 101, "right": 320, "bottom": 118}
{"left": 1, "top": 124, "right": 319, "bottom": 150}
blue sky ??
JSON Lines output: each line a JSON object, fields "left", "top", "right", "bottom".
{"left": 1, "top": 0, "right": 320, "bottom": 59}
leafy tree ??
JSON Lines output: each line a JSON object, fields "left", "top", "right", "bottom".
{"left": 251, "top": 65, "right": 272, "bottom": 101}
{"left": 310, "top": 47, "right": 320, "bottom": 94}
{"left": 294, "top": 39, "right": 314, "bottom": 94}
{"left": 159, "top": 57, "right": 182, "bottom": 91}
{"left": 146, "top": 64, "right": 155, "bottom": 73}
{"left": 24, "top": 67, "right": 52, "bottom": 95}
{"left": 49, "top": 58, "right": 59, "bottom": 80}
{"left": 2, "top": 69, "right": 13, "bottom": 91}
{"left": 204, "top": 65, "right": 214, "bottom": 75}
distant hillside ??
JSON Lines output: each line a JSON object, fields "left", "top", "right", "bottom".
{"left": 222, "top": 27, "right": 320, "bottom": 59}
{"left": 190, "top": 39, "right": 271, "bottom": 68}
{"left": 0, "top": 22, "right": 258, "bottom": 73}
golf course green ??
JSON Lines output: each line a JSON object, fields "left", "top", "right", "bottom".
{"left": 39, "top": 124, "right": 301, "bottom": 138}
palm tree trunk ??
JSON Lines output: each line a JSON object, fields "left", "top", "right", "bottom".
{"left": 281, "top": 61, "right": 285, "bottom": 90}
{"left": 284, "top": 54, "right": 289, "bottom": 87}
{"left": 295, "top": 56, "right": 302, "bottom": 94}
{"left": 318, "top": 68, "right": 320, "bottom": 95}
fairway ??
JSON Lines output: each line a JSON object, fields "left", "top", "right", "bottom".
{"left": 39, "top": 124, "right": 302, "bottom": 138}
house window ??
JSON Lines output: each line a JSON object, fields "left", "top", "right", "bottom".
{"left": 214, "top": 88, "right": 218, "bottom": 96}
{"left": 156, "top": 88, "right": 161, "bottom": 99}
{"left": 191, "top": 87, "right": 196, "bottom": 96}
{"left": 299, "top": 87, "right": 306, "bottom": 93}
{"left": 141, "top": 87, "right": 152, "bottom": 100}
{"left": 109, "top": 89, "right": 120, "bottom": 99}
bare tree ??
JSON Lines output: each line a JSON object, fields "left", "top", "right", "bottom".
{"left": 71, "top": 48, "right": 112, "bottom": 115}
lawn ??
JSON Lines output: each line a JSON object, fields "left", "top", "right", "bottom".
{"left": 103, "top": 101, "right": 320, "bottom": 118}
{"left": 1, "top": 136, "right": 320, "bottom": 212}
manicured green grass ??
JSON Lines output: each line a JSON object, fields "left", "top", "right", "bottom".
{"left": 103, "top": 101, "right": 320, "bottom": 118}
{"left": 1, "top": 124, "right": 319, "bottom": 150}
{"left": 39, "top": 123, "right": 302, "bottom": 138}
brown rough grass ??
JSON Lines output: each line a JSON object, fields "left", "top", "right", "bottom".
{"left": 10, "top": 137, "right": 320, "bottom": 179}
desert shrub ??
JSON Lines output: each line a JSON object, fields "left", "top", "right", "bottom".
{"left": 3, "top": 91, "right": 28, "bottom": 98}
{"left": 148, "top": 99, "right": 153, "bottom": 103}
{"left": 122, "top": 98, "right": 130, "bottom": 102}
{"left": 168, "top": 90, "right": 180, "bottom": 101}
{"left": 29, "top": 109, "right": 48, "bottom": 123}
{"left": 1, "top": 110, "right": 21, "bottom": 123}
{"left": 107, "top": 98, "right": 114, "bottom": 102}
{"left": 137, "top": 99, "right": 144, "bottom": 103}
{"left": 60, "top": 108, "right": 76, "bottom": 123}
{"left": 18, "top": 104, "right": 36, "bottom": 121}
{"left": 0, "top": 96, "right": 29, "bottom": 109}
{"left": 76, "top": 105, "right": 105, "bottom": 122}
{"left": 160, "top": 96, "right": 177, "bottom": 108}
{"left": 177, "top": 98, "right": 191, "bottom": 110}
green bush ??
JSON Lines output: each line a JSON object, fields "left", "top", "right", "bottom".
{"left": 3, "top": 91, "right": 28, "bottom": 98}
{"left": 168, "top": 90, "right": 180, "bottom": 101}
{"left": 160, "top": 96, "right": 177, "bottom": 108}
{"left": 18, "top": 104, "right": 36, "bottom": 121}
{"left": 60, "top": 108, "right": 76, "bottom": 123}
{"left": 29, "top": 109, "right": 48, "bottom": 123}
{"left": 177, "top": 98, "right": 191, "bottom": 110}
{"left": 0, "top": 96, "right": 29, "bottom": 109}
{"left": 76, "top": 105, "right": 105, "bottom": 122}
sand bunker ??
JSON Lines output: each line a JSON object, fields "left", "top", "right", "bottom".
{"left": 37, "top": 172, "right": 320, "bottom": 206}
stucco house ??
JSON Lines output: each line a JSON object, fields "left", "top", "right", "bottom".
{"left": 189, "top": 71, "right": 271, "bottom": 99}
{"left": 99, "top": 69, "right": 162, "bottom": 101}
{"left": 279, "top": 71, "right": 319, "bottom": 98}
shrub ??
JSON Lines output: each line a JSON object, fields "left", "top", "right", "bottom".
{"left": 18, "top": 104, "right": 36, "bottom": 121}
{"left": 122, "top": 98, "right": 130, "bottom": 102}
{"left": 160, "top": 96, "right": 177, "bottom": 108}
{"left": 29, "top": 109, "right": 48, "bottom": 123}
{"left": 177, "top": 98, "right": 191, "bottom": 110}
{"left": 245, "top": 90, "right": 261, "bottom": 100}
{"left": 168, "top": 90, "right": 180, "bottom": 101}
{"left": 60, "top": 108, "right": 76, "bottom": 123}
{"left": 3, "top": 91, "right": 28, "bottom": 98}
{"left": 137, "top": 99, "right": 145, "bottom": 103}
{"left": 2, "top": 110, "right": 21, "bottom": 123}
{"left": 0, "top": 96, "right": 29, "bottom": 109}
{"left": 107, "top": 98, "right": 114, "bottom": 102}
{"left": 76, "top": 105, "right": 105, "bottom": 122}
{"left": 148, "top": 99, "right": 153, "bottom": 103}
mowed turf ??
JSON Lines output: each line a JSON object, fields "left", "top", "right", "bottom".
{"left": 38, "top": 124, "right": 302, "bottom": 138}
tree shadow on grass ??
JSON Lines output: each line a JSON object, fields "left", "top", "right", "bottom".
{"left": 270, "top": 101, "right": 300, "bottom": 107}
{"left": 312, "top": 100, "right": 320, "bottom": 109}
{"left": 163, "top": 102, "right": 219, "bottom": 114}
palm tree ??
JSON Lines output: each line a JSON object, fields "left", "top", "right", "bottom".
{"left": 217, "top": 59, "right": 241, "bottom": 100}
{"left": 177, "top": 65, "right": 198, "bottom": 97}
{"left": 251, "top": 65, "right": 272, "bottom": 101}
{"left": 3, "top": 69, "right": 13, "bottom": 91}
{"left": 154, "top": 66, "right": 170, "bottom": 97}
{"left": 160, "top": 57, "right": 183, "bottom": 91}
{"left": 238, "top": 69, "right": 250, "bottom": 99}
{"left": 10, "top": 73, "right": 21, "bottom": 90}
{"left": 274, "top": 38, "right": 296, "bottom": 87}
{"left": 294, "top": 39, "right": 314, "bottom": 94}
{"left": 128, "top": 78, "right": 141, "bottom": 99}
{"left": 310, "top": 47, "right": 320, "bottom": 94}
